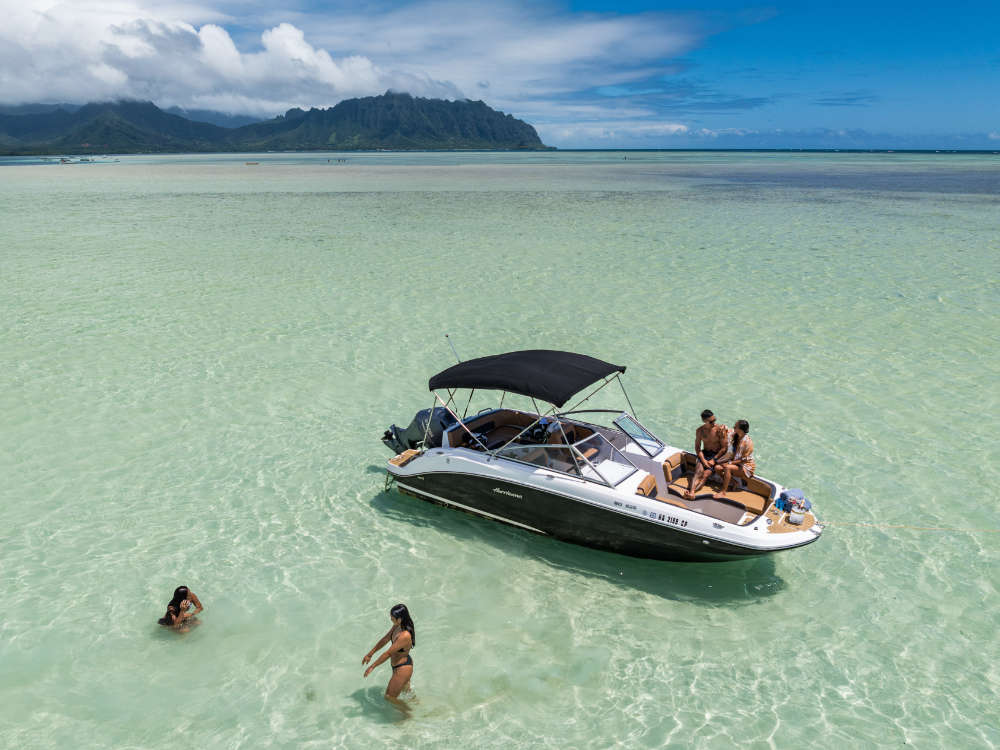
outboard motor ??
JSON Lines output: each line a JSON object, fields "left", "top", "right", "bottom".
{"left": 382, "top": 407, "right": 456, "bottom": 453}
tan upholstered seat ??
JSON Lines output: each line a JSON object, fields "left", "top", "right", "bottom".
{"left": 662, "top": 452, "right": 683, "bottom": 482}
{"left": 634, "top": 470, "right": 691, "bottom": 510}
{"left": 635, "top": 474, "right": 657, "bottom": 497}
{"left": 664, "top": 452, "right": 770, "bottom": 516}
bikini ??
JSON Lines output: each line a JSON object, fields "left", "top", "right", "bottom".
{"left": 389, "top": 626, "right": 413, "bottom": 670}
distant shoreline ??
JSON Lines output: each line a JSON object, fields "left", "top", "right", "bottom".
{"left": 3, "top": 147, "right": 999, "bottom": 158}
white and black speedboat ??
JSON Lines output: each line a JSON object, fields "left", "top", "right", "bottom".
{"left": 382, "top": 350, "right": 822, "bottom": 562}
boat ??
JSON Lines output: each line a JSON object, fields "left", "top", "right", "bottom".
{"left": 382, "top": 350, "right": 822, "bottom": 562}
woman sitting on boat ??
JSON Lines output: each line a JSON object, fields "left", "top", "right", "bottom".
{"left": 362, "top": 603, "right": 415, "bottom": 704}
{"left": 715, "top": 420, "right": 755, "bottom": 497}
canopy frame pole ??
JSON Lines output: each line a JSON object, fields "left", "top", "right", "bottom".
{"left": 462, "top": 388, "right": 476, "bottom": 419}
{"left": 491, "top": 379, "right": 613, "bottom": 457}
{"left": 443, "top": 389, "right": 457, "bottom": 411}
{"left": 557, "top": 421, "right": 583, "bottom": 476}
{"left": 419, "top": 393, "right": 438, "bottom": 451}
{"left": 616, "top": 374, "right": 637, "bottom": 418}
{"left": 530, "top": 396, "right": 560, "bottom": 420}
{"left": 499, "top": 391, "right": 506, "bottom": 409}
{"left": 434, "top": 393, "right": 490, "bottom": 451}
{"left": 530, "top": 397, "right": 544, "bottom": 419}
{"left": 571, "top": 443, "right": 612, "bottom": 487}
{"left": 491, "top": 413, "right": 546, "bottom": 455}
{"left": 562, "top": 376, "right": 616, "bottom": 414}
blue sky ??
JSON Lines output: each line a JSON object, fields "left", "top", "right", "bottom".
{"left": 2, "top": 0, "right": 997, "bottom": 147}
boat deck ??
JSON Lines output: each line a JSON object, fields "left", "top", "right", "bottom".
{"left": 667, "top": 475, "right": 766, "bottom": 510}
{"left": 763, "top": 504, "right": 818, "bottom": 534}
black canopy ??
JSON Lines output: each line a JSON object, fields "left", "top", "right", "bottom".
{"left": 428, "top": 350, "right": 626, "bottom": 408}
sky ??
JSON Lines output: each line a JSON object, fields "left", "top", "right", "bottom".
{"left": 1, "top": 0, "right": 998, "bottom": 148}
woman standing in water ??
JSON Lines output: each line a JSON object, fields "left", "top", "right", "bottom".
{"left": 362, "top": 604, "right": 415, "bottom": 703}
{"left": 158, "top": 585, "right": 203, "bottom": 632}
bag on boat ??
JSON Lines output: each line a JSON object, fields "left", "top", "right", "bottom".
{"left": 776, "top": 488, "right": 811, "bottom": 514}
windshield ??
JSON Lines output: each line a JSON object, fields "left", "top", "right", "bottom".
{"left": 494, "top": 432, "right": 637, "bottom": 487}
{"left": 573, "top": 433, "right": 638, "bottom": 485}
{"left": 494, "top": 444, "right": 584, "bottom": 475}
{"left": 613, "top": 413, "right": 664, "bottom": 457}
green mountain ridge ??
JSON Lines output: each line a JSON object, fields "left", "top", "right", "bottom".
{"left": 0, "top": 93, "right": 549, "bottom": 154}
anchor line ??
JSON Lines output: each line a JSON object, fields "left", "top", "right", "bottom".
{"left": 821, "top": 521, "right": 1000, "bottom": 534}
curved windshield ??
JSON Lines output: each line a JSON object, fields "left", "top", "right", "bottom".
{"left": 573, "top": 434, "right": 637, "bottom": 485}
{"left": 613, "top": 413, "right": 664, "bottom": 457}
{"left": 494, "top": 444, "right": 583, "bottom": 475}
{"left": 495, "top": 433, "right": 637, "bottom": 487}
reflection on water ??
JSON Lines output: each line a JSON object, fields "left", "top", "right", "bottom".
{"left": 370, "top": 488, "right": 785, "bottom": 604}
{"left": 665, "top": 167, "right": 1000, "bottom": 195}
{"left": 1, "top": 152, "right": 996, "bottom": 750}
{"left": 346, "top": 687, "right": 413, "bottom": 723}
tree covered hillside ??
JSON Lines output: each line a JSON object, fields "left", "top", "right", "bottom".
{"left": 0, "top": 93, "right": 548, "bottom": 154}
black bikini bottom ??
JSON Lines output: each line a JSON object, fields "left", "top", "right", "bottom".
{"left": 391, "top": 655, "right": 413, "bottom": 670}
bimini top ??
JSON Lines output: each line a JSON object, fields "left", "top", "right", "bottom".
{"left": 428, "top": 350, "right": 626, "bottom": 408}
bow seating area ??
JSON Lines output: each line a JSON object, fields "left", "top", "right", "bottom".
{"left": 633, "top": 452, "right": 774, "bottom": 525}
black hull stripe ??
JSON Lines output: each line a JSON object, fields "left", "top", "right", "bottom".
{"left": 389, "top": 469, "right": 805, "bottom": 561}
{"left": 397, "top": 483, "right": 548, "bottom": 535}
{"left": 392, "top": 466, "right": 754, "bottom": 548}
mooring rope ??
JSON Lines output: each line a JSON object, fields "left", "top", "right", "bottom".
{"left": 821, "top": 521, "right": 1000, "bottom": 534}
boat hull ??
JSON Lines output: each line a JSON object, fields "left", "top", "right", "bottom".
{"left": 393, "top": 469, "right": 814, "bottom": 562}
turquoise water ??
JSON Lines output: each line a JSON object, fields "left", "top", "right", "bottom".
{"left": 1, "top": 152, "right": 998, "bottom": 748}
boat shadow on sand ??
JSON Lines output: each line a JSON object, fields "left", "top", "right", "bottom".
{"left": 365, "top": 467, "right": 786, "bottom": 605}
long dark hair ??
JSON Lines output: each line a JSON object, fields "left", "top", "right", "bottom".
{"left": 158, "top": 585, "right": 189, "bottom": 626}
{"left": 390, "top": 603, "right": 415, "bottom": 647}
{"left": 732, "top": 420, "right": 750, "bottom": 452}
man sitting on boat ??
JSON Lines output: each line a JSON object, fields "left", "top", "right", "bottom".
{"left": 683, "top": 409, "right": 728, "bottom": 499}
{"left": 715, "top": 419, "right": 756, "bottom": 497}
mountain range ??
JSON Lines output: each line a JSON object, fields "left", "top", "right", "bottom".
{"left": 0, "top": 93, "right": 548, "bottom": 154}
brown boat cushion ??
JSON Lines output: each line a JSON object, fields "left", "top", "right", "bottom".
{"left": 635, "top": 474, "right": 657, "bottom": 497}
{"left": 667, "top": 474, "right": 768, "bottom": 515}
{"left": 663, "top": 452, "right": 683, "bottom": 481}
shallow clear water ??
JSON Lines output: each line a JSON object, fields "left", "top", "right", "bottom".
{"left": 2, "top": 152, "right": 998, "bottom": 749}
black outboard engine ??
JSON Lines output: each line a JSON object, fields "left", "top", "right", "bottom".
{"left": 382, "top": 407, "right": 456, "bottom": 453}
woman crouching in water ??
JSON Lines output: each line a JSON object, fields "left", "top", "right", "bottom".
{"left": 362, "top": 604, "right": 415, "bottom": 704}
{"left": 158, "top": 585, "right": 203, "bottom": 632}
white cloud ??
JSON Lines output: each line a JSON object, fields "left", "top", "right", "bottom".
{"left": 300, "top": 1, "right": 699, "bottom": 107}
{"left": 540, "top": 120, "right": 689, "bottom": 148}
{"left": 0, "top": 0, "right": 702, "bottom": 125}
{"left": 691, "top": 127, "right": 758, "bottom": 138}
{"left": 0, "top": 0, "right": 462, "bottom": 113}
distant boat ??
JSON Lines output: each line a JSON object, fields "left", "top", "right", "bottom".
{"left": 245, "top": 161, "right": 260, "bottom": 165}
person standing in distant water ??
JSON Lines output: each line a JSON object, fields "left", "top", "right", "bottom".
{"left": 684, "top": 409, "right": 727, "bottom": 499}
{"left": 362, "top": 604, "right": 415, "bottom": 705}
{"left": 715, "top": 419, "right": 756, "bottom": 497}
{"left": 158, "top": 585, "right": 203, "bottom": 632}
